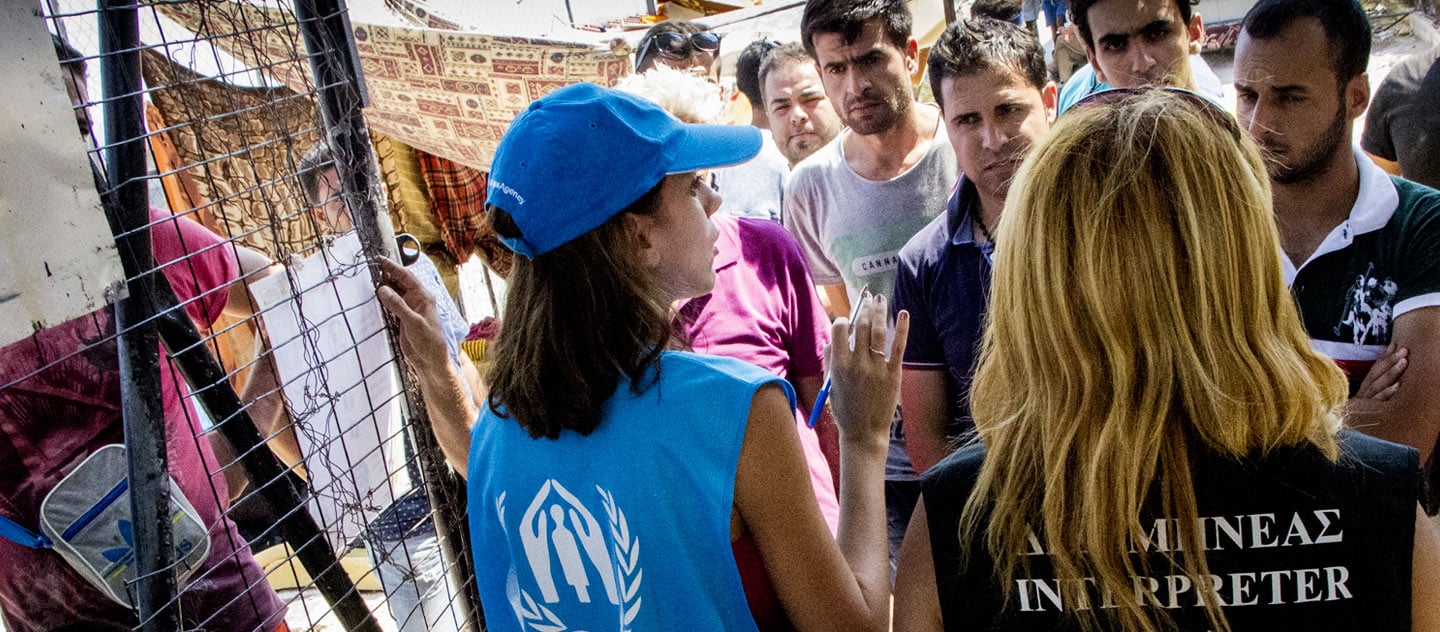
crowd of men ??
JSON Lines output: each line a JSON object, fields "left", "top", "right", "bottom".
{"left": 629, "top": 0, "right": 1440, "bottom": 570}
{"left": 3, "top": 0, "right": 1439, "bottom": 628}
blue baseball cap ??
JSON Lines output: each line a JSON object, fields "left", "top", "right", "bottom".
{"left": 486, "top": 82, "right": 762, "bottom": 257}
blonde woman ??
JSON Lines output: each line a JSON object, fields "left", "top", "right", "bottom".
{"left": 892, "top": 89, "right": 1440, "bottom": 631}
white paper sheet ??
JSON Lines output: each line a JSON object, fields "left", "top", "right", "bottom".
{"left": 250, "top": 234, "right": 410, "bottom": 550}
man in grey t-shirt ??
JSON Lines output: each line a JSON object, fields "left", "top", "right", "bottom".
{"left": 787, "top": 2, "right": 957, "bottom": 314}
{"left": 1363, "top": 44, "right": 1440, "bottom": 189}
{"left": 785, "top": 125, "right": 954, "bottom": 307}
{"left": 787, "top": 0, "right": 959, "bottom": 571}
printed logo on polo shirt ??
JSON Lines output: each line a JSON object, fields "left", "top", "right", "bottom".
{"left": 1335, "top": 263, "right": 1397, "bottom": 346}
{"left": 496, "top": 480, "right": 643, "bottom": 631}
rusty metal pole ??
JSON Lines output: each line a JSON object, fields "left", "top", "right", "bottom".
{"left": 100, "top": 0, "right": 178, "bottom": 627}
{"left": 293, "top": 0, "right": 483, "bottom": 628}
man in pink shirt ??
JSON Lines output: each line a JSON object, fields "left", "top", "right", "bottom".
{"left": 679, "top": 212, "right": 841, "bottom": 532}
{"left": 0, "top": 209, "right": 287, "bottom": 631}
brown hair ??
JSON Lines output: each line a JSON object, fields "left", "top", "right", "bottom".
{"left": 800, "top": 0, "right": 912, "bottom": 58}
{"left": 484, "top": 182, "right": 676, "bottom": 439}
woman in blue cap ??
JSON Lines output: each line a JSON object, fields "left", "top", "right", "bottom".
{"left": 380, "top": 83, "right": 902, "bottom": 631}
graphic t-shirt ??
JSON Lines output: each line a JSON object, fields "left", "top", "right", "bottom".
{"left": 1285, "top": 150, "right": 1440, "bottom": 393}
{"left": 923, "top": 431, "right": 1421, "bottom": 631}
{"left": 783, "top": 110, "right": 957, "bottom": 482}
{"left": 783, "top": 108, "right": 957, "bottom": 305}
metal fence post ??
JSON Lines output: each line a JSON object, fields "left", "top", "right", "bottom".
{"left": 293, "top": 0, "right": 484, "bottom": 628}
{"left": 99, "top": 0, "right": 178, "bottom": 628}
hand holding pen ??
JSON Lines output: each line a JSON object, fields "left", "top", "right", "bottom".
{"left": 808, "top": 285, "right": 869, "bottom": 428}
{"left": 822, "top": 293, "right": 909, "bottom": 445}
{"left": 809, "top": 290, "right": 909, "bottom": 435}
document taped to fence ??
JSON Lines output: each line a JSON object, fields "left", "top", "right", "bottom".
{"left": 251, "top": 233, "right": 411, "bottom": 551}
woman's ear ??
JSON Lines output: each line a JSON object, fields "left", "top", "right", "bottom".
{"left": 628, "top": 213, "right": 663, "bottom": 268}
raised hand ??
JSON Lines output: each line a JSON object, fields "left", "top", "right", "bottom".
{"left": 826, "top": 294, "right": 910, "bottom": 447}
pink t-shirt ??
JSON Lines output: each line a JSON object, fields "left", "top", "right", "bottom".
{"left": 0, "top": 209, "right": 285, "bottom": 631}
{"left": 680, "top": 215, "right": 840, "bottom": 533}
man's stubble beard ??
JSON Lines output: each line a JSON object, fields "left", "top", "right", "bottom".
{"left": 1266, "top": 101, "right": 1348, "bottom": 186}
{"left": 843, "top": 85, "right": 912, "bottom": 136}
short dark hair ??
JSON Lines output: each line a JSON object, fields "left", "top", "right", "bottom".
{"left": 757, "top": 42, "right": 816, "bottom": 103}
{"left": 928, "top": 18, "right": 1047, "bottom": 110}
{"left": 1242, "top": 0, "right": 1371, "bottom": 85}
{"left": 736, "top": 39, "right": 781, "bottom": 108}
{"left": 635, "top": 20, "right": 704, "bottom": 72}
{"left": 971, "top": 0, "right": 1023, "bottom": 23}
{"left": 297, "top": 142, "right": 334, "bottom": 205}
{"left": 800, "top": 0, "right": 912, "bottom": 58}
{"left": 1071, "top": 0, "right": 1194, "bottom": 48}
{"left": 52, "top": 34, "right": 86, "bottom": 74}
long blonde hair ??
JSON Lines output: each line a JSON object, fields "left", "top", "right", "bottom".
{"left": 960, "top": 90, "right": 1349, "bottom": 631}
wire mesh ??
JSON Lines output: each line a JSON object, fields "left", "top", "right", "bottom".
{"left": 0, "top": 0, "right": 484, "bottom": 630}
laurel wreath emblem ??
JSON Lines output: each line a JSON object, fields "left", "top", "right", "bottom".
{"left": 517, "top": 590, "right": 568, "bottom": 632}
{"left": 600, "top": 486, "right": 643, "bottom": 631}
{"left": 497, "top": 487, "right": 643, "bottom": 631}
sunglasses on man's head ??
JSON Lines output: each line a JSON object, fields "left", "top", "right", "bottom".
{"left": 636, "top": 31, "right": 722, "bottom": 68}
{"left": 1069, "top": 86, "right": 1241, "bottom": 143}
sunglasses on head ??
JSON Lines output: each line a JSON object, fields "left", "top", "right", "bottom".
{"left": 753, "top": 39, "right": 782, "bottom": 53}
{"left": 636, "top": 31, "right": 722, "bottom": 69}
{"left": 1069, "top": 86, "right": 1241, "bottom": 143}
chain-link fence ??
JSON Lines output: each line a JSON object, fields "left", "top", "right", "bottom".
{"left": 1, "top": 0, "right": 484, "bottom": 630}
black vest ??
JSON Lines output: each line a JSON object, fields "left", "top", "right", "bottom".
{"left": 924, "top": 431, "right": 1422, "bottom": 631}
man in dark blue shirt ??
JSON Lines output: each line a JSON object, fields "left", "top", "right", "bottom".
{"left": 892, "top": 18, "right": 1056, "bottom": 473}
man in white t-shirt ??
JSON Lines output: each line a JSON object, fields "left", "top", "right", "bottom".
{"left": 785, "top": 0, "right": 958, "bottom": 571}
{"left": 294, "top": 143, "right": 483, "bottom": 631}
{"left": 714, "top": 39, "right": 792, "bottom": 222}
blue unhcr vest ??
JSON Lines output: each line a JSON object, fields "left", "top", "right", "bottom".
{"left": 468, "top": 351, "right": 794, "bottom": 632}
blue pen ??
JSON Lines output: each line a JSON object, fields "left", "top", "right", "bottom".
{"left": 807, "top": 284, "right": 869, "bottom": 428}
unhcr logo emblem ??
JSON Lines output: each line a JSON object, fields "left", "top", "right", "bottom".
{"left": 496, "top": 480, "right": 644, "bottom": 631}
